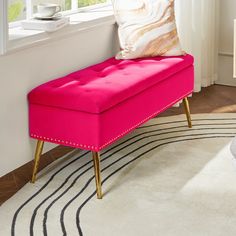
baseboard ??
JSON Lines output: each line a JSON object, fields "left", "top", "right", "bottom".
{"left": 0, "top": 145, "right": 74, "bottom": 205}
{"left": 215, "top": 81, "right": 236, "bottom": 87}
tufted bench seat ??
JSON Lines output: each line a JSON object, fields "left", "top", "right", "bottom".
{"left": 28, "top": 54, "right": 194, "bottom": 199}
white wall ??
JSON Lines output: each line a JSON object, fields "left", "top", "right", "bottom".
{"left": 217, "top": 0, "right": 236, "bottom": 86}
{"left": 0, "top": 24, "right": 118, "bottom": 177}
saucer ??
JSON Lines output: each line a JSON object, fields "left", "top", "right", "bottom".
{"left": 34, "top": 13, "right": 62, "bottom": 20}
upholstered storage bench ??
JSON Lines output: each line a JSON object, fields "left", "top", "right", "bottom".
{"left": 28, "top": 54, "right": 194, "bottom": 199}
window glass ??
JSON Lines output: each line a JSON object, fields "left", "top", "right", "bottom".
{"left": 78, "top": 0, "right": 107, "bottom": 8}
{"left": 8, "top": 0, "right": 26, "bottom": 22}
{"left": 33, "top": 0, "right": 72, "bottom": 11}
{"left": 65, "top": 0, "right": 71, "bottom": 10}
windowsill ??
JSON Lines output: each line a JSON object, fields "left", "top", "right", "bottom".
{"left": 7, "top": 5, "right": 115, "bottom": 55}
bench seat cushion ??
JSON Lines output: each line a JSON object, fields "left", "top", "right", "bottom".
{"left": 28, "top": 54, "right": 194, "bottom": 114}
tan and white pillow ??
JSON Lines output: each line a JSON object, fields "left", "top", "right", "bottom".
{"left": 112, "top": 0, "right": 184, "bottom": 59}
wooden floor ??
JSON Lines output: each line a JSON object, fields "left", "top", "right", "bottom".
{"left": 160, "top": 85, "right": 236, "bottom": 116}
{"left": 1, "top": 85, "right": 236, "bottom": 205}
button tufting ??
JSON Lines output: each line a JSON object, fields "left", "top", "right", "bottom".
{"left": 28, "top": 55, "right": 193, "bottom": 114}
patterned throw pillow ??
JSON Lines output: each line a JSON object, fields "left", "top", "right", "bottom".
{"left": 112, "top": 0, "right": 184, "bottom": 59}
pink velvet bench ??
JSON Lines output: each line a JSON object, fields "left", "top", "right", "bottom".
{"left": 28, "top": 54, "right": 194, "bottom": 199}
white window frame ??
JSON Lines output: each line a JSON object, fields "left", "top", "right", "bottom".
{"left": 26, "top": 0, "right": 33, "bottom": 19}
{"left": 72, "top": 0, "right": 79, "bottom": 10}
{"left": 0, "top": 0, "right": 8, "bottom": 55}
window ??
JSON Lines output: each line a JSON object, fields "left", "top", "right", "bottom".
{"left": 0, "top": 0, "right": 113, "bottom": 55}
{"left": 8, "top": 0, "right": 109, "bottom": 23}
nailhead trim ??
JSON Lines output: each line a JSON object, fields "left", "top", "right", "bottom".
{"left": 31, "top": 133, "right": 97, "bottom": 150}
{"left": 31, "top": 92, "right": 192, "bottom": 151}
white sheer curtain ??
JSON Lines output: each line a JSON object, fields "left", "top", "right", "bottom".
{"left": 175, "top": 0, "right": 219, "bottom": 92}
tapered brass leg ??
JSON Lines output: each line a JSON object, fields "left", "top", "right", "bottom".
{"left": 31, "top": 140, "right": 44, "bottom": 183}
{"left": 183, "top": 97, "right": 192, "bottom": 128}
{"left": 92, "top": 152, "right": 102, "bottom": 199}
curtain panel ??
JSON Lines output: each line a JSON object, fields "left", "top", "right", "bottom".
{"left": 175, "top": 0, "right": 219, "bottom": 92}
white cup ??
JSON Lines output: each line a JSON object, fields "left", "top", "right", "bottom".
{"left": 37, "top": 3, "right": 61, "bottom": 17}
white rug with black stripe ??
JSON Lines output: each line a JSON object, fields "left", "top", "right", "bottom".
{"left": 1, "top": 113, "right": 236, "bottom": 236}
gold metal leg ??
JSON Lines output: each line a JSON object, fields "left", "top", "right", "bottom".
{"left": 31, "top": 140, "right": 44, "bottom": 183}
{"left": 183, "top": 97, "right": 192, "bottom": 128}
{"left": 92, "top": 152, "right": 102, "bottom": 199}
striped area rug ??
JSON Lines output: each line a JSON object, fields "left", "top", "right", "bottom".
{"left": 1, "top": 114, "right": 236, "bottom": 236}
